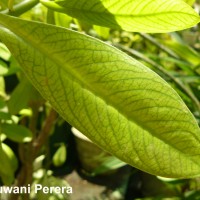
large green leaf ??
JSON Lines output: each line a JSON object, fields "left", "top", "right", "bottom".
{"left": 0, "top": 14, "right": 200, "bottom": 178}
{"left": 41, "top": 0, "right": 200, "bottom": 33}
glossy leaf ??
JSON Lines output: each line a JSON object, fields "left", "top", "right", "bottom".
{"left": 41, "top": 0, "right": 200, "bottom": 33}
{"left": 0, "top": 14, "right": 200, "bottom": 177}
{"left": 1, "top": 123, "right": 32, "bottom": 143}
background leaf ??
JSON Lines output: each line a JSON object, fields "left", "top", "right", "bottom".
{"left": 8, "top": 76, "right": 43, "bottom": 114}
{"left": 183, "top": 0, "right": 196, "bottom": 6}
{"left": 1, "top": 123, "right": 32, "bottom": 143}
{"left": 92, "top": 156, "right": 126, "bottom": 175}
{"left": 0, "top": 14, "right": 200, "bottom": 178}
{"left": 0, "top": 141, "right": 15, "bottom": 185}
{"left": 2, "top": 143, "right": 18, "bottom": 172}
{"left": 41, "top": 0, "right": 200, "bottom": 33}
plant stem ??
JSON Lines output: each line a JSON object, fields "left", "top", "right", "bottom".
{"left": 138, "top": 33, "right": 179, "bottom": 59}
{"left": 115, "top": 43, "right": 200, "bottom": 114}
{"left": 33, "top": 109, "right": 57, "bottom": 156}
{"left": 9, "top": 105, "right": 57, "bottom": 200}
{"left": 1, "top": 0, "right": 39, "bottom": 16}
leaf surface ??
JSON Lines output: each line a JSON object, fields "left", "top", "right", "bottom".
{"left": 0, "top": 14, "right": 200, "bottom": 177}
{"left": 41, "top": 0, "right": 200, "bottom": 33}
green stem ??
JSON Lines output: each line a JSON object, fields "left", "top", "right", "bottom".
{"left": 1, "top": 0, "right": 39, "bottom": 16}
{"left": 138, "top": 33, "right": 179, "bottom": 59}
{"left": 33, "top": 109, "right": 57, "bottom": 157}
{"left": 115, "top": 43, "right": 200, "bottom": 114}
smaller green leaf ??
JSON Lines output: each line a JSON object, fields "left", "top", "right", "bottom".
{"left": 52, "top": 143, "right": 67, "bottom": 167}
{"left": 0, "top": 43, "right": 10, "bottom": 61}
{"left": 19, "top": 108, "right": 33, "bottom": 117}
{"left": 183, "top": 0, "right": 195, "bottom": 6}
{"left": 2, "top": 143, "right": 18, "bottom": 171}
{"left": 0, "top": 142, "right": 14, "bottom": 185}
{"left": 54, "top": 11, "right": 72, "bottom": 28}
{"left": 93, "top": 25, "right": 110, "bottom": 39}
{"left": 41, "top": 0, "right": 200, "bottom": 33}
{"left": 1, "top": 123, "right": 32, "bottom": 142}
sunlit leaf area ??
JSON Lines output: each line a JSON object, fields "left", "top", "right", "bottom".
{"left": 0, "top": 0, "right": 200, "bottom": 199}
